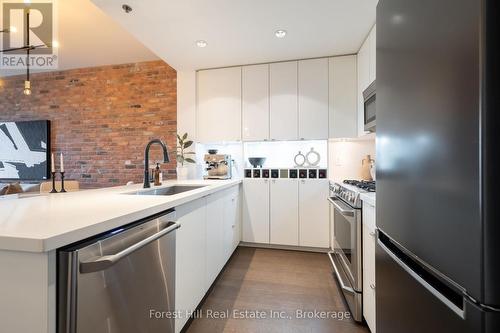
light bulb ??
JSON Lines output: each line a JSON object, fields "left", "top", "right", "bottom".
{"left": 275, "top": 30, "right": 287, "bottom": 38}
{"left": 196, "top": 40, "right": 207, "bottom": 48}
{"left": 9, "top": 26, "right": 17, "bottom": 33}
{"left": 52, "top": 40, "right": 59, "bottom": 48}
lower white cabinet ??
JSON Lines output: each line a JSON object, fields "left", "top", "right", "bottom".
{"left": 206, "top": 191, "right": 225, "bottom": 288}
{"left": 175, "top": 198, "right": 207, "bottom": 333}
{"left": 362, "top": 201, "right": 376, "bottom": 333}
{"left": 270, "top": 179, "right": 299, "bottom": 246}
{"left": 242, "top": 179, "right": 270, "bottom": 243}
{"left": 299, "top": 179, "right": 330, "bottom": 248}
{"left": 175, "top": 185, "right": 241, "bottom": 333}
{"left": 223, "top": 186, "right": 241, "bottom": 261}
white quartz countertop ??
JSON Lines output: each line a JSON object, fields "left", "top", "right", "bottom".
{"left": 360, "top": 192, "right": 376, "bottom": 206}
{"left": 0, "top": 179, "right": 241, "bottom": 253}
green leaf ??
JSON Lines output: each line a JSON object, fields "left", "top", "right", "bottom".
{"left": 183, "top": 140, "right": 193, "bottom": 149}
{"left": 185, "top": 158, "right": 196, "bottom": 164}
{"left": 176, "top": 134, "right": 182, "bottom": 143}
{"left": 182, "top": 133, "right": 188, "bottom": 140}
{"left": 176, "top": 155, "right": 184, "bottom": 163}
{"left": 184, "top": 151, "right": 196, "bottom": 154}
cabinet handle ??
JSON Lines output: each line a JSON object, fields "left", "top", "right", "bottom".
{"left": 370, "top": 283, "right": 376, "bottom": 290}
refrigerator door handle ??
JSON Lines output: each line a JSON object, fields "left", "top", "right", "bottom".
{"left": 327, "top": 251, "right": 355, "bottom": 294}
{"left": 377, "top": 231, "right": 466, "bottom": 319}
{"left": 79, "top": 222, "right": 180, "bottom": 274}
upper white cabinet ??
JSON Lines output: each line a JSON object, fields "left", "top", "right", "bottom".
{"left": 242, "top": 64, "right": 270, "bottom": 141}
{"left": 357, "top": 24, "right": 376, "bottom": 137}
{"left": 242, "top": 178, "right": 270, "bottom": 243}
{"left": 329, "top": 55, "right": 358, "bottom": 138}
{"left": 197, "top": 67, "right": 242, "bottom": 142}
{"left": 369, "top": 25, "right": 376, "bottom": 83}
{"left": 299, "top": 179, "right": 330, "bottom": 248}
{"left": 270, "top": 61, "right": 298, "bottom": 140}
{"left": 270, "top": 179, "right": 299, "bottom": 246}
{"left": 298, "top": 58, "right": 329, "bottom": 139}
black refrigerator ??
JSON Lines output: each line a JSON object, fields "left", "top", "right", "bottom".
{"left": 376, "top": 0, "right": 500, "bottom": 332}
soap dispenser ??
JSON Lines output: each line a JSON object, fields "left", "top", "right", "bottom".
{"left": 154, "top": 163, "right": 162, "bottom": 186}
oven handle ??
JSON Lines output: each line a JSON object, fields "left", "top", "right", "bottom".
{"left": 328, "top": 197, "right": 355, "bottom": 217}
{"left": 327, "top": 251, "right": 355, "bottom": 294}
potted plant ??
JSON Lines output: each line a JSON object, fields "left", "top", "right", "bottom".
{"left": 176, "top": 133, "right": 196, "bottom": 180}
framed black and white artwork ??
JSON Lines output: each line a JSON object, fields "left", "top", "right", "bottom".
{"left": 0, "top": 120, "right": 51, "bottom": 181}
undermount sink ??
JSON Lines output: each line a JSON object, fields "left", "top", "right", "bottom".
{"left": 129, "top": 185, "right": 207, "bottom": 196}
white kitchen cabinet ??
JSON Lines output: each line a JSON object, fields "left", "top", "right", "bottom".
{"left": 205, "top": 191, "right": 225, "bottom": 288}
{"left": 329, "top": 55, "right": 358, "bottom": 138}
{"left": 175, "top": 198, "right": 207, "bottom": 333}
{"left": 197, "top": 67, "right": 242, "bottom": 142}
{"left": 299, "top": 179, "right": 330, "bottom": 248}
{"left": 357, "top": 35, "right": 370, "bottom": 137}
{"left": 223, "top": 186, "right": 241, "bottom": 261}
{"left": 369, "top": 25, "right": 376, "bottom": 83}
{"left": 270, "top": 61, "right": 298, "bottom": 140}
{"left": 242, "top": 178, "right": 270, "bottom": 243}
{"left": 298, "top": 58, "right": 329, "bottom": 139}
{"left": 362, "top": 201, "right": 376, "bottom": 333}
{"left": 242, "top": 64, "right": 270, "bottom": 141}
{"left": 270, "top": 179, "right": 299, "bottom": 246}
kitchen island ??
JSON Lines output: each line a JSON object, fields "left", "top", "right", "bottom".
{"left": 0, "top": 179, "right": 241, "bottom": 333}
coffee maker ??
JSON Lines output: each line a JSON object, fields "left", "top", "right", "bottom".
{"left": 204, "top": 154, "right": 232, "bottom": 179}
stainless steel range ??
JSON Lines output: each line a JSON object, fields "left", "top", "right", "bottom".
{"left": 327, "top": 180, "right": 375, "bottom": 322}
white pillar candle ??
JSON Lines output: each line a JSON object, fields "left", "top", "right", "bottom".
{"left": 51, "top": 153, "right": 55, "bottom": 173}
{"left": 60, "top": 153, "right": 64, "bottom": 173}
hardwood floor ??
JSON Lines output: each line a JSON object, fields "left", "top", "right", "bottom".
{"left": 185, "top": 247, "right": 370, "bottom": 333}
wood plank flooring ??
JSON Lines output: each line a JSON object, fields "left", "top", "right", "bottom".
{"left": 186, "top": 247, "right": 370, "bottom": 333}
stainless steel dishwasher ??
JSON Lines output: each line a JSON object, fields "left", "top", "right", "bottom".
{"left": 58, "top": 209, "right": 179, "bottom": 333}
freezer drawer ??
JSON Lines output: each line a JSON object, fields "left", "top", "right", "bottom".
{"left": 58, "top": 209, "right": 179, "bottom": 333}
{"left": 376, "top": 230, "right": 500, "bottom": 333}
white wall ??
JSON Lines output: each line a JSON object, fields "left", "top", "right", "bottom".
{"left": 328, "top": 138, "right": 376, "bottom": 182}
{"left": 177, "top": 71, "right": 198, "bottom": 178}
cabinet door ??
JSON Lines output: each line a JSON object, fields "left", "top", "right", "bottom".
{"left": 270, "top": 179, "right": 299, "bottom": 246}
{"left": 362, "top": 202, "right": 376, "bottom": 332}
{"left": 206, "top": 192, "right": 225, "bottom": 288}
{"left": 270, "top": 61, "right": 298, "bottom": 140}
{"left": 242, "top": 179, "right": 270, "bottom": 243}
{"left": 329, "top": 55, "right": 358, "bottom": 138}
{"left": 298, "top": 58, "right": 329, "bottom": 139}
{"left": 197, "top": 67, "right": 241, "bottom": 142}
{"left": 175, "top": 198, "right": 207, "bottom": 333}
{"left": 299, "top": 179, "right": 330, "bottom": 248}
{"left": 242, "top": 64, "right": 269, "bottom": 141}
{"left": 223, "top": 186, "right": 240, "bottom": 261}
{"left": 369, "top": 25, "right": 376, "bottom": 83}
{"left": 357, "top": 37, "right": 370, "bottom": 137}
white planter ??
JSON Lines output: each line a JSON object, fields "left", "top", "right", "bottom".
{"left": 177, "top": 166, "right": 189, "bottom": 180}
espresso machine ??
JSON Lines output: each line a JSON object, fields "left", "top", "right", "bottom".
{"left": 204, "top": 154, "right": 233, "bottom": 179}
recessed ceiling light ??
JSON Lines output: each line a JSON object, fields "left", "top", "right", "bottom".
{"left": 122, "top": 4, "right": 132, "bottom": 13}
{"left": 196, "top": 40, "right": 207, "bottom": 48}
{"left": 275, "top": 29, "right": 287, "bottom": 38}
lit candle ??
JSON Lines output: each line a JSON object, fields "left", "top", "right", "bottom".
{"left": 60, "top": 153, "right": 64, "bottom": 173}
{"left": 51, "top": 153, "right": 55, "bottom": 173}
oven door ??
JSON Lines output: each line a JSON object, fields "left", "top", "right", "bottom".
{"left": 329, "top": 197, "right": 362, "bottom": 291}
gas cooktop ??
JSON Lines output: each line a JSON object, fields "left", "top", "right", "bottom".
{"left": 343, "top": 180, "right": 376, "bottom": 192}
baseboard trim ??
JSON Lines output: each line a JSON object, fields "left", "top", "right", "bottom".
{"left": 239, "top": 242, "right": 330, "bottom": 253}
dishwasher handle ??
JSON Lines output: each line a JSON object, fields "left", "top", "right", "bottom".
{"left": 80, "top": 222, "right": 180, "bottom": 274}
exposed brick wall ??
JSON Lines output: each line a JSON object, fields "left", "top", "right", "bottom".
{"left": 0, "top": 60, "right": 177, "bottom": 188}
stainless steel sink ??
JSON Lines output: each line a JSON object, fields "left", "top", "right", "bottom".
{"left": 128, "top": 185, "right": 207, "bottom": 196}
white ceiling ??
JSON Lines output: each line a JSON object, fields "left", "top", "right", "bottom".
{"left": 92, "top": 0, "right": 378, "bottom": 71}
{"left": 0, "top": 0, "right": 158, "bottom": 77}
